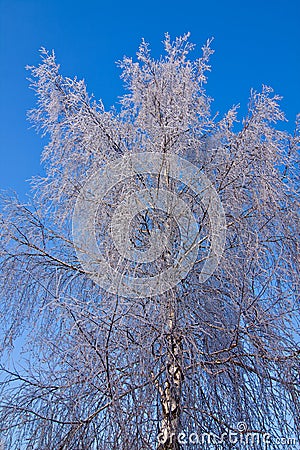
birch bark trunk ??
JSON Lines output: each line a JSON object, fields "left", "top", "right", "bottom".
{"left": 156, "top": 305, "right": 183, "bottom": 450}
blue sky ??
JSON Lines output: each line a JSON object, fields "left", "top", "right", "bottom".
{"left": 0, "top": 0, "right": 299, "bottom": 197}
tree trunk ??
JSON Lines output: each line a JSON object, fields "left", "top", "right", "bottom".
{"left": 156, "top": 305, "right": 183, "bottom": 450}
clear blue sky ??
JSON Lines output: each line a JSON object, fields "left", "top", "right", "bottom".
{"left": 0, "top": 0, "right": 299, "bottom": 196}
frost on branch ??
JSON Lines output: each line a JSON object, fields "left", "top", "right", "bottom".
{"left": 119, "top": 33, "right": 214, "bottom": 143}
{"left": 27, "top": 48, "right": 127, "bottom": 222}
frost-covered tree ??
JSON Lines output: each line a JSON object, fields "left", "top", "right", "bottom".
{"left": 0, "top": 34, "right": 299, "bottom": 449}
